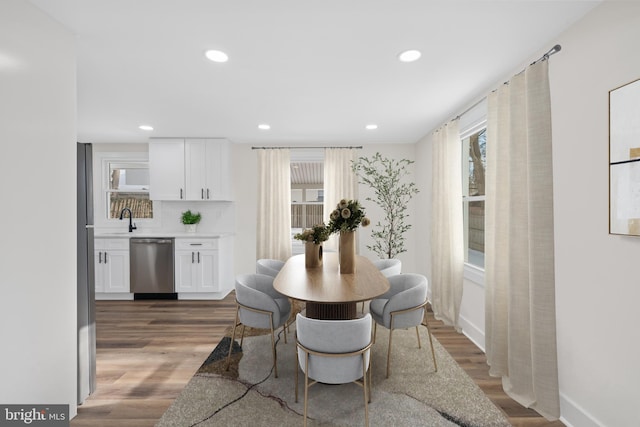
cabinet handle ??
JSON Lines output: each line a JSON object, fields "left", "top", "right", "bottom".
{"left": 197, "top": 252, "right": 200, "bottom": 263}
{"left": 201, "top": 188, "right": 204, "bottom": 199}
{"left": 104, "top": 252, "right": 108, "bottom": 263}
{"left": 189, "top": 243, "right": 203, "bottom": 246}
{"left": 191, "top": 252, "right": 194, "bottom": 263}
{"left": 99, "top": 252, "right": 102, "bottom": 263}
{"left": 180, "top": 188, "right": 183, "bottom": 199}
{"left": 207, "top": 188, "right": 210, "bottom": 199}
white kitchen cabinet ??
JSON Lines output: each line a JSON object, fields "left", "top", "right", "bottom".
{"left": 174, "top": 236, "right": 234, "bottom": 299}
{"left": 149, "top": 138, "right": 232, "bottom": 201}
{"left": 94, "top": 238, "right": 130, "bottom": 293}
{"left": 149, "top": 138, "right": 185, "bottom": 200}
{"left": 174, "top": 238, "right": 219, "bottom": 293}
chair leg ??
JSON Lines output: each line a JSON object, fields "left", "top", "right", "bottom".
{"left": 240, "top": 324, "right": 246, "bottom": 347}
{"left": 386, "top": 328, "right": 394, "bottom": 378}
{"left": 415, "top": 325, "right": 422, "bottom": 349}
{"left": 295, "top": 348, "right": 299, "bottom": 403}
{"left": 270, "top": 315, "right": 278, "bottom": 378}
{"left": 225, "top": 306, "right": 240, "bottom": 371}
{"left": 362, "top": 354, "right": 369, "bottom": 427}
{"left": 303, "top": 353, "right": 309, "bottom": 427}
{"left": 373, "top": 321, "right": 377, "bottom": 344}
{"left": 368, "top": 357, "right": 372, "bottom": 403}
{"left": 423, "top": 318, "right": 438, "bottom": 372}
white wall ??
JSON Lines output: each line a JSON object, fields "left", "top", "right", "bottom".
{"left": 0, "top": 0, "right": 78, "bottom": 417}
{"left": 231, "top": 143, "right": 419, "bottom": 276}
{"left": 415, "top": 3, "right": 640, "bottom": 426}
{"left": 551, "top": 3, "right": 640, "bottom": 426}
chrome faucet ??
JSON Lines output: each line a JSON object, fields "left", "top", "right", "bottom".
{"left": 119, "top": 208, "right": 137, "bottom": 232}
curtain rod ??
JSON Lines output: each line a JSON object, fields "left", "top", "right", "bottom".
{"left": 453, "top": 44, "right": 562, "bottom": 121}
{"left": 251, "top": 146, "right": 363, "bottom": 150}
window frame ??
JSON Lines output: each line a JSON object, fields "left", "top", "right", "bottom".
{"left": 93, "top": 151, "right": 161, "bottom": 229}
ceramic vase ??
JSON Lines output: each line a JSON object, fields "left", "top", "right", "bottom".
{"left": 305, "top": 242, "right": 323, "bottom": 268}
{"left": 185, "top": 224, "right": 197, "bottom": 233}
{"left": 339, "top": 230, "right": 356, "bottom": 273}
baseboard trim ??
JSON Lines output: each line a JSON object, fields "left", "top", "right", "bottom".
{"left": 95, "top": 292, "right": 134, "bottom": 300}
{"left": 458, "top": 313, "right": 485, "bottom": 352}
{"left": 559, "top": 393, "right": 605, "bottom": 427}
{"left": 177, "top": 288, "right": 232, "bottom": 300}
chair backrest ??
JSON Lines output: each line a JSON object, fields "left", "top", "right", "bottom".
{"left": 372, "top": 258, "right": 402, "bottom": 277}
{"left": 382, "top": 273, "right": 427, "bottom": 329}
{"left": 256, "top": 259, "right": 285, "bottom": 277}
{"left": 235, "top": 273, "right": 283, "bottom": 328}
{"left": 296, "top": 313, "right": 371, "bottom": 384}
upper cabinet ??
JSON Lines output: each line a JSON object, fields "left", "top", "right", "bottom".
{"left": 149, "top": 138, "right": 232, "bottom": 201}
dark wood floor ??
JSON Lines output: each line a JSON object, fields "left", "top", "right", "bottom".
{"left": 71, "top": 294, "right": 563, "bottom": 426}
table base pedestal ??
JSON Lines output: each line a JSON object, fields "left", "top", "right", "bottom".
{"left": 305, "top": 302, "right": 357, "bottom": 320}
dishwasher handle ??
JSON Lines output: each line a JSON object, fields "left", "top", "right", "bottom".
{"left": 131, "top": 238, "right": 174, "bottom": 244}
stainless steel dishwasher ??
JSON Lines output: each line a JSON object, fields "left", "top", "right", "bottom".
{"left": 130, "top": 238, "right": 175, "bottom": 295}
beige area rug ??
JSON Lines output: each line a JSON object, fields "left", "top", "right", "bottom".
{"left": 157, "top": 318, "right": 511, "bottom": 427}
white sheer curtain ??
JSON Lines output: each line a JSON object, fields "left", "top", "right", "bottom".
{"left": 485, "top": 59, "right": 560, "bottom": 419}
{"left": 430, "top": 120, "right": 464, "bottom": 331}
{"left": 256, "top": 149, "right": 292, "bottom": 261}
{"left": 323, "top": 148, "right": 358, "bottom": 252}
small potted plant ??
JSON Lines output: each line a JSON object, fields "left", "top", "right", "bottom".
{"left": 294, "top": 223, "right": 330, "bottom": 268}
{"left": 181, "top": 210, "right": 202, "bottom": 233}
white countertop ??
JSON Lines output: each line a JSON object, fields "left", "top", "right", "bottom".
{"left": 95, "top": 231, "right": 234, "bottom": 239}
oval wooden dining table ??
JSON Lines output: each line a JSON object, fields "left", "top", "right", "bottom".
{"left": 273, "top": 253, "right": 390, "bottom": 320}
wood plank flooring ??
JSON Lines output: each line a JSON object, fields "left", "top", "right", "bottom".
{"left": 71, "top": 294, "right": 563, "bottom": 426}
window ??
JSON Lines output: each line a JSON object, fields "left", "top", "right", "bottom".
{"left": 462, "top": 127, "right": 486, "bottom": 268}
{"left": 290, "top": 156, "right": 324, "bottom": 254}
{"left": 291, "top": 187, "right": 324, "bottom": 228}
{"left": 107, "top": 162, "right": 153, "bottom": 219}
{"left": 93, "top": 151, "right": 158, "bottom": 228}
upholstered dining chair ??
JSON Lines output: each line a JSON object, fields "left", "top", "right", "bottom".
{"left": 295, "top": 313, "right": 373, "bottom": 427}
{"left": 372, "top": 258, "right": 402, "bottom": 277}
{"left": 363, "top": 258, "right": 403, "bottom": 312}
{"left": 370, "top": 273, "right": 437, "bottom": 378}
{"left": 256, "top": 258, "right": 285, "bottom": 277}
{"left": 226, "top": 273, "right": 291, "bottom": 377}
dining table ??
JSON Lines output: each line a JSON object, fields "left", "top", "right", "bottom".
{"left": 273, "top": 252, "right": 390, "bottom": 320}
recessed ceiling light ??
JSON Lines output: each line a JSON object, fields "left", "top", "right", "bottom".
{"left": 139, "top": 125, "right": 154, "bottom": 131}
{"left": 398, "top": 49, "right": 421, "bottom": 63}
{"left": 258, "top": 124, "right": 271, "bottom": 130}
{"left": 205, "top": 50, "right": 229, "bottom": 63}
{"left": 365, "top": 124, "right": 378, "bottom": 130}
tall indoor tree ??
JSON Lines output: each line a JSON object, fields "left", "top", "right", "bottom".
{"left": 352, "top": 153, "right": 419, "bottom": 259}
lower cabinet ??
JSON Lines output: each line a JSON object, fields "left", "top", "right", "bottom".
{"left": 94, "top": 238, "right": 130, "bottom": 293}
{"left": 174, "top": 238, "right": 220, "bottom": 293}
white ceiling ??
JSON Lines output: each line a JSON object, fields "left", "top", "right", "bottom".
{"left": 29, "top": 0, "right": 599, "bottom": 145}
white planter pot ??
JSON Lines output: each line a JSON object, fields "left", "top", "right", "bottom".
{"left": 184, "top": 224, "right": 197, "bottom": 233}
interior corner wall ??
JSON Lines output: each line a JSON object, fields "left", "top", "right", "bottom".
{"left": 0, "top": 0, "right": 78, "bottom": 418}
{"left": 550, "top": 2, "right": 640, "bottom": 426}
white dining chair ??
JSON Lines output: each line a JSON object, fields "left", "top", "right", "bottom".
{"left": 370, "top": 273, "right": 437, "bottom": 377}
{"left": 226, "top": 273, "right": 291, "bottom": 377}
{"left": 295, "top": 313, "right": 373, "bottom": 427}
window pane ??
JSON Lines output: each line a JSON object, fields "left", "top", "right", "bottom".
{"left": 108, "top": 193, "right": 153, "bottom": 219}
{"left": 305, "top": 189, "right": 323, "bottom": 202}
{"left": 291, "top": 189, "right": 303, "bottom": 203}
{"left": 109, "top": 163, "right": 149, "bottom": 191}
{"left": 467, "top": 200, "right": 485, "bottom": 268}
{"left": 468, "top": 129, "right": 486, "bottom": 197}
